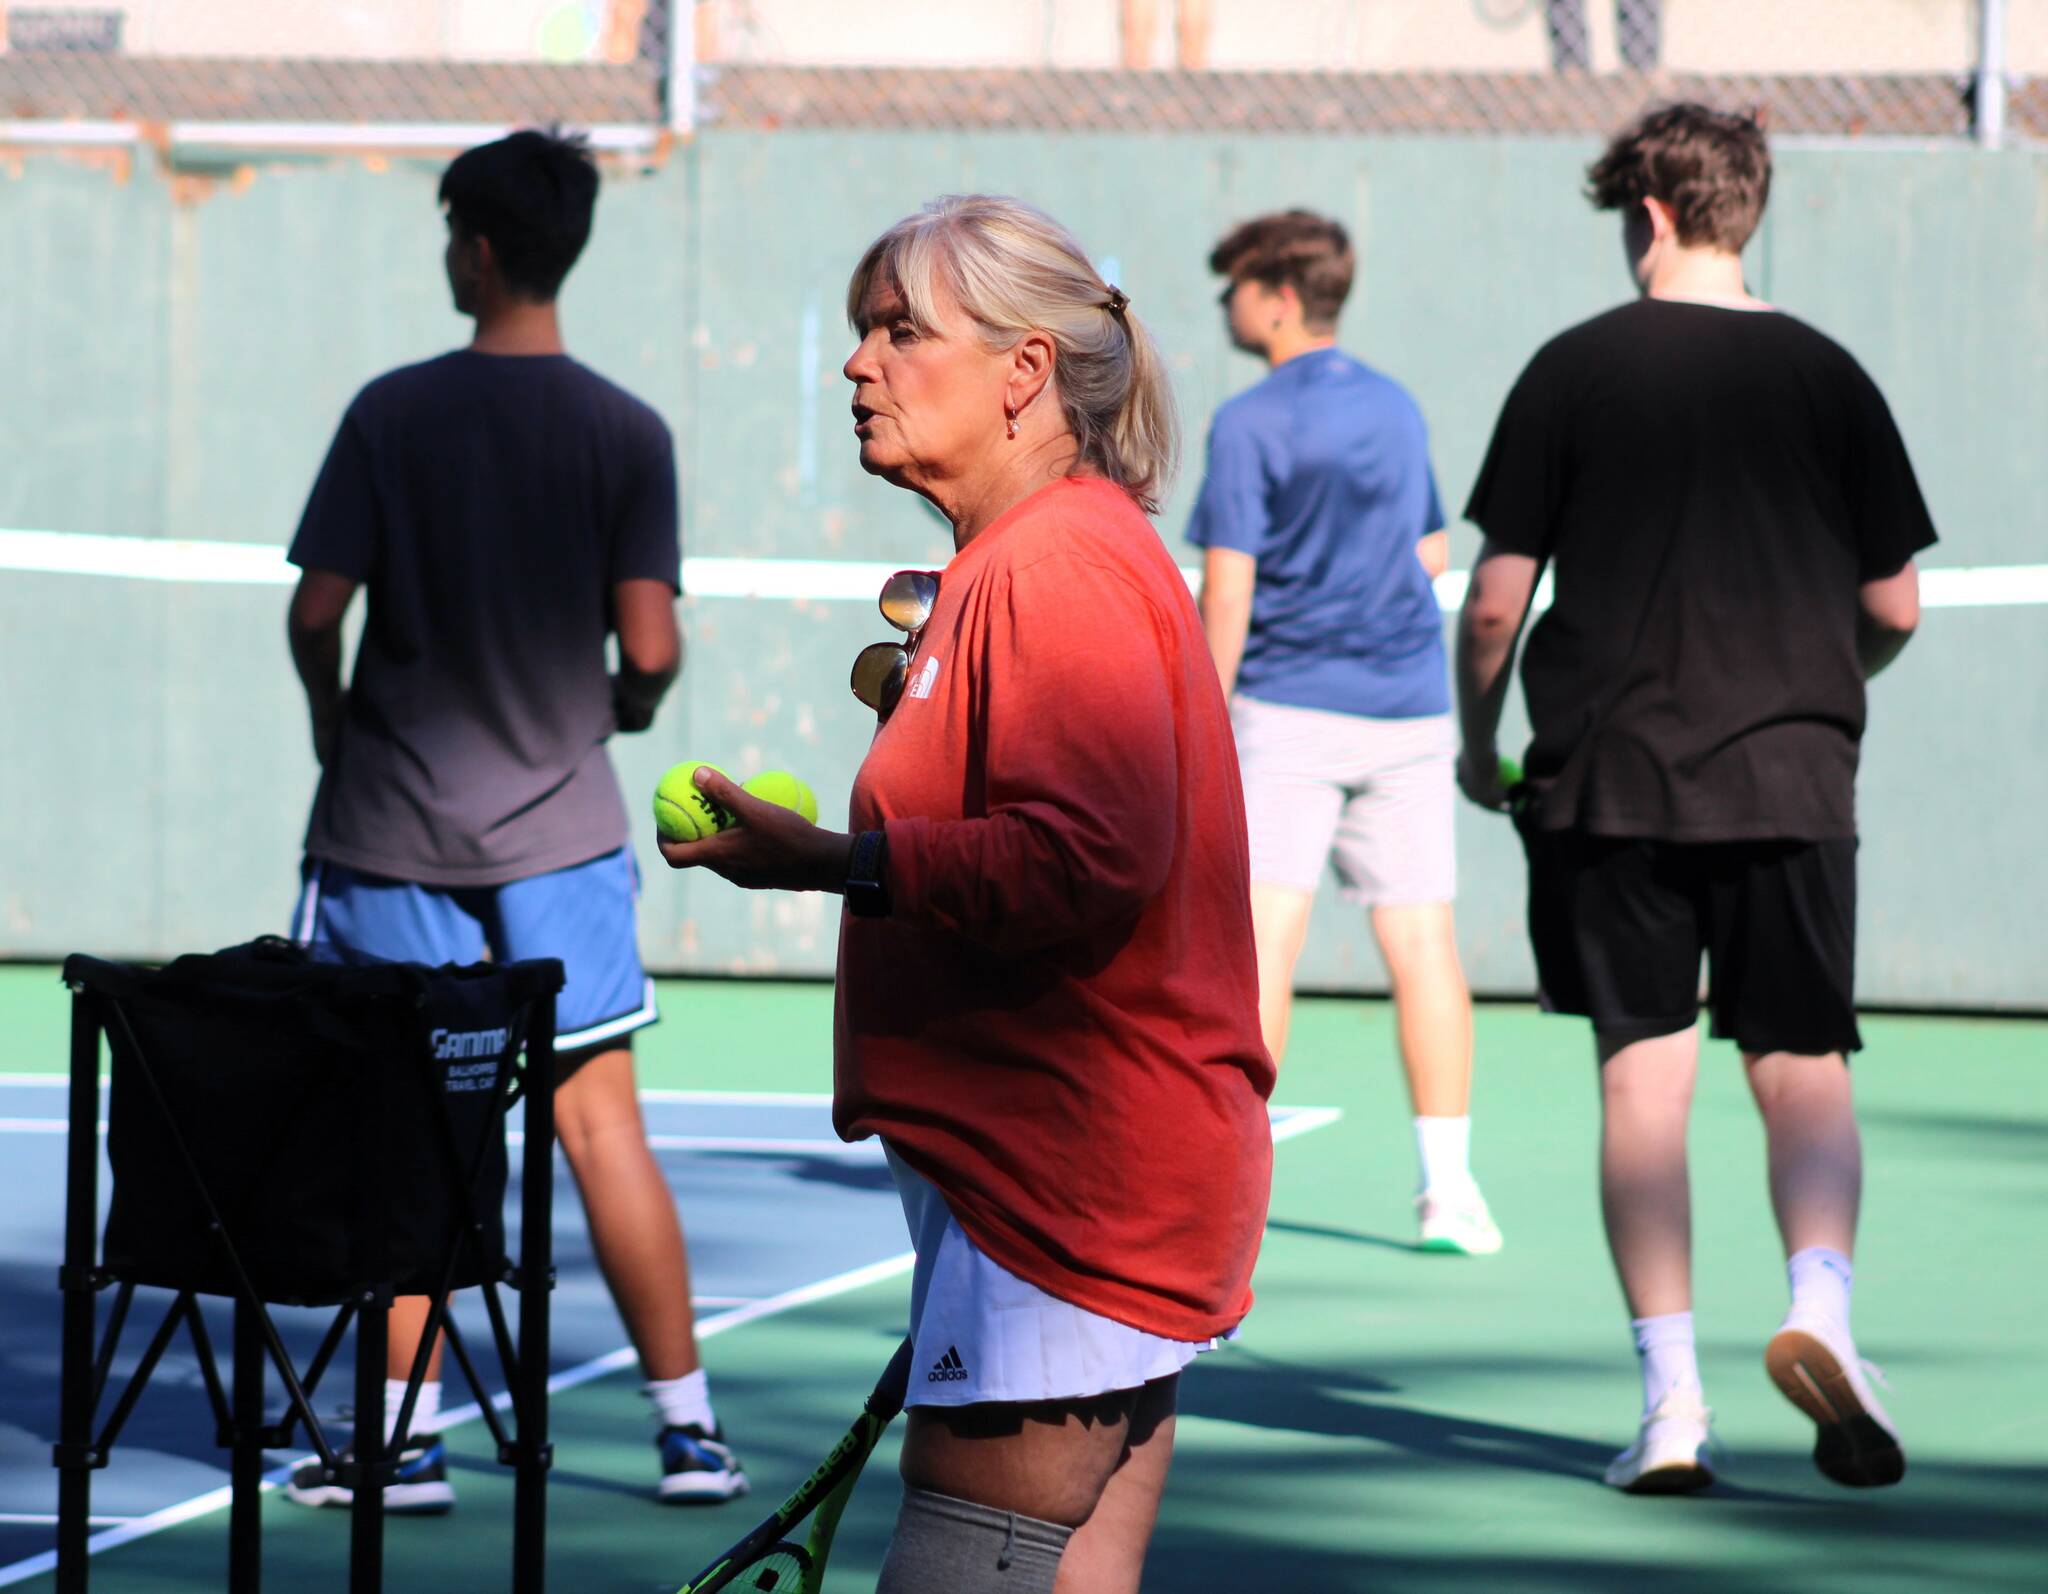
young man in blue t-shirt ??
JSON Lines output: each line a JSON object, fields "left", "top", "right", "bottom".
{"left": 1190, "top": 210, "right": 1499, "bottom": 1256}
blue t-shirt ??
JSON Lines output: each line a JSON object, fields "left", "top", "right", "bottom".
{"left": 1186, "top": 348, "right": 1448, "bottom": 719}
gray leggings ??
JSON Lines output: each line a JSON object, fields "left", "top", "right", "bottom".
{"left": 874, "top": 1486, "right": 1075, "bottom": 1594}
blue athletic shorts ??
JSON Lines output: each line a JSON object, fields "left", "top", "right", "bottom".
{"left": 291, "top": 846, "right": 658, "bottom": 1053}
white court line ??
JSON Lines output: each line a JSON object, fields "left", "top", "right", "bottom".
{"left": 0, "top": 1076, "right": 108, "bottom": 1088}
{"left": 0, "top": 1118, "right": 880, "bottom": 1160}
{"left": 0, "top": 1102, "right": 1344, "bottom": 1586}
{"left": 0, "top": 1080, "right": 833, "bottom": 1099}
{"left": 512, "top": 1130, "right": 882, "bottom": 1160}
{"left": 1268, "top": 1106, "right": 1343, "bottom": 1144}
{"left": 1, "top": 529, "right": 2038, "bottom": 609}
{"left": 4, "top": 1107, "right": 1334, "bottom": 1160}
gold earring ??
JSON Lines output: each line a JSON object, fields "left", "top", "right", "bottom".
{"left": 1006, "top": 411, "right": 1019, "bottom": 439}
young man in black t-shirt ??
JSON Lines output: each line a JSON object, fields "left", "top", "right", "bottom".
{"left": 1457, "top": 104, "right": 1933, "bottom": 1495}
{"left": 281, "top": 131, "right": 746, "bottom": 1511}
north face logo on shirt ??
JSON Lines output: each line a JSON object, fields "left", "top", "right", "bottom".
{"left": 906, "top": 655, "right": 940, "bottom": 701}
{"left": 927, "top": 1345, "right": 969, "bottom": 1383}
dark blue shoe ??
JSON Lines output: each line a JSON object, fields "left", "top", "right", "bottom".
{"left": 284, "top": 1437, "right": 456, "bottom": 1514}
{"left": 656, "top": 1424, "right": 748, "bottom": 1503}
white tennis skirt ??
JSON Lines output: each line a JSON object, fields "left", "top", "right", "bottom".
{"left": 885, "top": 1143, "right": 1215, "bottom": 1408}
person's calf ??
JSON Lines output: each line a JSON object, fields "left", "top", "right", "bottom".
{"left": 1596, "top": 1030, "right": 1700, "bottom": 1319}
{"left": 1744, "top": 1049, "right": 1861, "bottom": 1256}
{"left": 875, "top": 1487, "right": 1073, "bottom": 1594}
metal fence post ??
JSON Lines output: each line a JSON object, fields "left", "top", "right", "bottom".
{"left": 1978, "top": 0, "right": 2008, "bottom": 150}
{"left": 665, "top": 0, "right": 697, "bottom": 137}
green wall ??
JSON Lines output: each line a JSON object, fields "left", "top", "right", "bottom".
{"left": 1, "top": 133, "right": 2042, "bottom": 1007}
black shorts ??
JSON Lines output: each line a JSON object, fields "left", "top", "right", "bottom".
{"left": 1518, "top": 826, "right": 1860, "bottom": 1056}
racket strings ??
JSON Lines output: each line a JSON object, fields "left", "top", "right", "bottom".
{"left": 738, "top": 1543, "right": 813, "bottom": 1590}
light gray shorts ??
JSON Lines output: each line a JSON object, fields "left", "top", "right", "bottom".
{"left": 1230, "top": 695, "right": 1457, "bottom": 905}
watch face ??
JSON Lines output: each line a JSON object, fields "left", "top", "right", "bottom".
{"left": 846, "top": 832, "right": 890, "bottom": 916}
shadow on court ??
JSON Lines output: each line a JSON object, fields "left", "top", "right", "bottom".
{"left": 1265, "top": 1216, "right": 1421, "bottom": 1254}
{"left": 1858, "top": 1106, "right": 2048, "bottom": 1161}
{"left": 1152, "top": 1439, "right": 2048, "bottom": 1594}
{"left": 1180, "top": 1352, "right": 1615, "bottom": 1483}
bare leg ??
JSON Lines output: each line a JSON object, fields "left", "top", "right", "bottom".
{"left": 383, "top": 1044, "right": 699, "bottom": 1391}
{"left": 385, "top": 1296, "right": 444, "bottom": 1384}
{"left": 1744, "top": 1050, "right": 1860, "bottom": 1259}
{"left": 555, "top": 1043, "right": 700, "bottom": 1378}
{"left": 896, "top": 1375, "right": 1177, "bottom": 1592}
{"left": 902, "top": 1387, "right": 1142, "bottom": 1528}
{"left": 1370, "top": 902, "right": 1473, "bottom": 1119}
{"left": 1053, "top": 1379, "right": 1177, "bottom": 1594}
{"left": 1598, "top": 1028, "right": 1700, "bottom": 1318}
{"left": 1248, "top": 883, "right": 1315, "bottom": 1071}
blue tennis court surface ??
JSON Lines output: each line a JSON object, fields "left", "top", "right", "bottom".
{"left": 0, "top": 1076, "right": 1334, "bottom": 1584}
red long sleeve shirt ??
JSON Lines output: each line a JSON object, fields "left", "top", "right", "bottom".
{"left": 835, "top": 476, "right": 1275, "bottom": 1341}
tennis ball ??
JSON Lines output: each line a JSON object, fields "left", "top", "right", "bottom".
{"left": 744, "top": 770, "right": 819, "bottom": 825}
{"left": 1498, "top": 755, "right": 1524, "bottom": 790}
{"left": 653, "top": 761, "right": 734, "bottom": 843}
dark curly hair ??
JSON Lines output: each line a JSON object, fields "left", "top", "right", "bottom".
{"left": 1586, "top": 103, "right": 1771, "bottom": 253}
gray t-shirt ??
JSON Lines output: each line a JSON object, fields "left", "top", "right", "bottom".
{"left": 290, "top": 350, "right": 680, "bottom": 887}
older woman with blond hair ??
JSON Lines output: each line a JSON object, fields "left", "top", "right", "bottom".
{"left": 661, "top": 195, "right": 1273, "bottom": 1592}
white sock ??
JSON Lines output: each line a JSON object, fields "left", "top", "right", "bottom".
{"left": 1414, "top": 1115, "right": 1475, "bottom": 1198}
{"left": 1631, "top": 1312, "right": 1701, "bottom": 1415}
{"left": 1787, "top": 1246, "right": 1853, "bottom": 1332}
{"left": 384, "top": 1378, "right": 440, "bottom": 1444}
{"left": 646, "top": 1368, "right": 717, "bottom": 1434}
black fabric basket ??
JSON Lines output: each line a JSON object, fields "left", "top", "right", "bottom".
{"left": 65, "top": 940, "right": 561, "bottom": 1307}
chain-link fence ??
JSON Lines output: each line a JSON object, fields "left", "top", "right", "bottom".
{"left": 0, "top": 0, "right": 2040, "bottom": 145}
{"left": 0, "top": 1, "right": 685, "bottom": 139}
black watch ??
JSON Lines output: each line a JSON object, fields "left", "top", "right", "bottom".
{"left": 844, "top": 829, "right": 892, "bottom": 918}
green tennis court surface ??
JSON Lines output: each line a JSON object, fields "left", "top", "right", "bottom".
{"left": 0, "top": 969, "right": 2041, "bottom": 1592}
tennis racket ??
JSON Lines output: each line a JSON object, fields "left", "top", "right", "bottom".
{"left": 675, "top": 1337, "right": 915, "bottom": 1594}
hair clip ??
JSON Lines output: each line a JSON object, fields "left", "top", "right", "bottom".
{"left": 1104, "top": 286, "right": 1130, "bottom": 318}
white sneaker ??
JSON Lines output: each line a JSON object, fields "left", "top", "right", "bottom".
{"left": 1765, "top": 1312, "right": 1906, "bottom": 1488}
{"left": 1604, "top": 1389, "right": 1716, "bottom": 1494}
{"left": 1416, "top": 1187, "right": 1504, "bottom": 1255}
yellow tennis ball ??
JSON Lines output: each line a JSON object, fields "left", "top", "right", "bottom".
{"left": 744, "top": 770, "right": 819, "bottom": 825}
{"left": 653, "top": 761, "right": 734, "bottom": 843}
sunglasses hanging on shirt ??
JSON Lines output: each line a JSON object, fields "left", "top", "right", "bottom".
{"left": 850, "top": 569, "right": 941, "bottom": 722}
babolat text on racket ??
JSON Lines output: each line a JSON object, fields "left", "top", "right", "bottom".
{"left": 675, "top": 1337, "right": 914, "bottom": 1594}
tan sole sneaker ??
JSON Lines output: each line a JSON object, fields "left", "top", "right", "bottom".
{"left": 1765, "top": 1323, "right": 1906, "bottom": 1488}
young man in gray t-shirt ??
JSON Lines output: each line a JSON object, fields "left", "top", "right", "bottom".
{"left": 282, "top": 131, "right": 746, "bottom": 1512}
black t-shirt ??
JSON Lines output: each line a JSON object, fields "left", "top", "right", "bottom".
{"left": 290, "top": 350, "right": 680, "bottom": 887}
{"left": 1465, "top": 299, "right": 1937, "bottom": 842}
